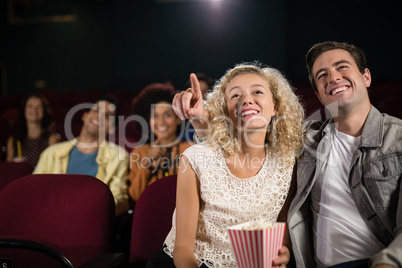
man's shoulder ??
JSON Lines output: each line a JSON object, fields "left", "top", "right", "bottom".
{"left": 369, "top": 108, "right": 402, "bottom": 140}
{"left": 102, "top": 141, "right": 129, "bottom": 157}
{"left": 303, "top": 119, "right": 330, "bottom": 142}
{"left": 381, "top": 114, "right": 402, "bottom": 144}
{"left": 382, "top": 113, "right": 402, "bottom": 127}
{"left": 304, "top": 119, "right": 326, "bottom": 130}
{"left": 42, "top": 140, "right": 73, "bottom": 154}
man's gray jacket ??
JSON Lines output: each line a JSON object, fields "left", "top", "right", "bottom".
{"left": 288, "top": 106, "right": 402, "bottom": 267}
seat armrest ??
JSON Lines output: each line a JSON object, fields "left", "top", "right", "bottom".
{"left": 80, "top": 253, "right": 126, "bottom": 268}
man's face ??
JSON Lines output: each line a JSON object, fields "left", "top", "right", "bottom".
{"left": 312, "top": 49, "right": 371, "bottom": 114}
{"left": 82, "top": 100, "right": 116, "bottom": 137}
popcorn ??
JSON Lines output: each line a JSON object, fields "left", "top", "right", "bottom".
{"left": 227, "top": 221, "right": 286, "bottom": 268}
{"left": 240, "top": 220, "right": 275, "bottom": 230}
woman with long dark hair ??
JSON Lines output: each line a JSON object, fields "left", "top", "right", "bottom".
{"left": 6, "top": 93, "right": 59, "bottom": 167}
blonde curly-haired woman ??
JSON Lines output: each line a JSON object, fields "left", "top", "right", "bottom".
{"left": 147, "top": 62, "right": 305, "bottom": 268}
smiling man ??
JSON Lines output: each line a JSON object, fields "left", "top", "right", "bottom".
{"left": 34, "top": 95, "right": 129, "bottom": 216}
{"left": 288, "top": 41, "right": 402, "bottom": 268}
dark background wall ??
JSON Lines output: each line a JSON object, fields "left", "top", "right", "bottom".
{"left": 0, "top": 0, "right": 401, "bottom": 95}
{"left": 286, "top": 0, "right": 402, "bottom": 84}
{"left": 0, "top": 0, "right": 401, "bottom": 155}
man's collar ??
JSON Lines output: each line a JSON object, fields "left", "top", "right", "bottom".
{"left": 360, "top": 106, "right": 383, "bottom": 148}
{"left": 320, "top": 106, "right": 382, "bottom": 148}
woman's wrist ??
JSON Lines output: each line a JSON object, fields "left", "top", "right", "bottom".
{"left": 193, "top": 133, "right": 207, "bottom": 143}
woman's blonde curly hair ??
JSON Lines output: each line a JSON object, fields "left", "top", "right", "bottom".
{"left": 205, "top": 62, "right": 304, "bottom": 158}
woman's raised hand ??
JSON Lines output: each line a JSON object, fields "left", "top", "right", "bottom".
{"left": 173, "top": 73, "right": 209, "bottom": 133}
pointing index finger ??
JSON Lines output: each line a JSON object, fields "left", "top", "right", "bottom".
{"left": 190, "top": 73, "right": 202, "bottom": 100}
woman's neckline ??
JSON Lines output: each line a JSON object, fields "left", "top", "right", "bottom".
{"left": 222, "top": 149, "right": 269, "bottom": 180}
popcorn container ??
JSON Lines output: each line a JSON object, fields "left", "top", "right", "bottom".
{"left": 227, "top": 221, "right": 286, "bottom": 268}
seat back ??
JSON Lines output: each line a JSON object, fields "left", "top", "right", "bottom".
{"left": 0, "top": 174, "right": 115, "bottom": 267}
{"left": 129, "top": 174, "right": 177, "bottom": 263}
{"left": 0, "top": 161, "right": 34, "bottom": 190}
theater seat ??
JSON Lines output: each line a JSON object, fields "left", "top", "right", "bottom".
{"left": 128, "top": 174, "right": 177, "bottom": 267}
{"left": 0, "top": 174, "right": 124, "bottom": 267}
{"left": 0, "top": 161, "right": 34, "bottom": 191}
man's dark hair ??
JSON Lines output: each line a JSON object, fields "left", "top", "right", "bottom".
{"left": 93, "top": 94, "right": 120, "bottom": 126}
{"left": 185, "top": 72, "right": 214, "bottom": 90}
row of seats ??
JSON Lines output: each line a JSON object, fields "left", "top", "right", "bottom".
{"left": 0, "top": 162, "right": 177, "bottom": 267}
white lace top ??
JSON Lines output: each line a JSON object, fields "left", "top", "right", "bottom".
{"left": 163, "top": 143, "right": 295, "bottom": 267}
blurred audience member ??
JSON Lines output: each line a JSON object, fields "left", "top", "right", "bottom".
{"left": 185, "top": 72, "right": 214, "bottom": 101}
{"left": 34, "top": 95, "right": 129, "bottom": 216}
{"left": 129, "top": 83, "right": 193, "bottom": 203}
{"left": 7, "top": 93, "right": 59, "bottom": 167}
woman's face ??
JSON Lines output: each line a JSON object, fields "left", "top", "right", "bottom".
{"left": 149, "top": 101, "right": 181, "bottom": 142}
{"left": 25, "top": 97, "right": 44, "bottom": 123}
{"left": 225, "top": 73, "right": 276, "bottom": 132}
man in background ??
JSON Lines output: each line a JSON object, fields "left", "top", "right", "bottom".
{"left": 34, "top": 95, "right": 129, "bottom": 216}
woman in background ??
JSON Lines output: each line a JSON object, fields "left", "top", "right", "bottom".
{"left": 7, "top": 93, "right": 59, "bottom": 167}
{"left": 128, "top": 83, "right": 193, "bottom": 203}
